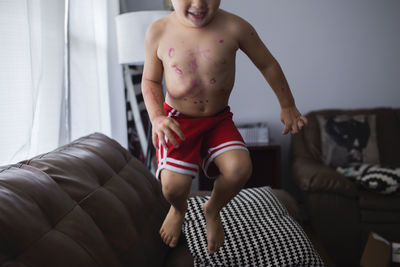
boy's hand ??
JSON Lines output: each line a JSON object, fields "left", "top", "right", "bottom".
{"left": 280, "top": 105, "right": 308, "bottom": 135}
{"left": 152, "top": 115, "right": 185, "bottom": 150}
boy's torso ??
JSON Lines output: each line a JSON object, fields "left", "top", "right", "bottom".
{"left": 157, "top": 10, "right": 241, "bottom": 117}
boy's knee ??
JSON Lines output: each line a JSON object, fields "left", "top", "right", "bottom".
{"left": 162, "top": 184, "right": 183, "bottom": 202}
{"left": 234, "top": 158, "right": 252, "bottom": 181}
{"left": 160, "top": 170, "right": 192, "bottom": 202}
{"left": 220, "top": 152, "right": 252, "bottom": 183}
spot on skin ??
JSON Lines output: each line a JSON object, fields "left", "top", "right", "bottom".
{"left": 168, "top": 48, "right": 175, "bottom": 58}
{"left": 206, "top": 100, "right": 209, "bottom": 103}
{"left": 184, "top": 98, "right": 187, "bottom": 101}
{"left": 219, "top": 39, "right": 224, "bottom": 43}
{"left": 172, "top": 64, "right": 183, "bottom": 75}
{"left": 210, "top": 78, "right": 216, "bottom": 84}
{"left": 199, "top": 100, "right": 203, "bottom": 103}
{"left": 193, "top": 101, "right": 198, "bottom": 104}
{"left": 281, "top": 87, "right": 285, "bottom": 92}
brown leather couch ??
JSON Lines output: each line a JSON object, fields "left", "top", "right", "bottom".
{"left": 0, "top": 132, "right": 300, "bottom": 267}
{"left": 291, "top": 107, "right": 400, "bottom": 266}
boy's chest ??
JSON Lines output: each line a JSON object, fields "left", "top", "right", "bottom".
{"left": 157, "top": 30, "right": 238, "bottom": 72}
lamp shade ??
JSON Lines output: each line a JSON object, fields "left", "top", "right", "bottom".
{"left": 115, "top": 10, "right": 171, "bottom": 65}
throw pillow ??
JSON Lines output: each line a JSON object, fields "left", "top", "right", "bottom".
{"left": 317, "top": 114, "right": 379, "bottom": 167}
{"left": 183, "top": 187, "right": 325, "bottom": 267}
{"left": 337, "top": 164, "right": 400, "bottom": 195}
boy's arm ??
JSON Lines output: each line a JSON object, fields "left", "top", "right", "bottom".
{"left": 142, "top": 22, "right": 184, "bottom": 149}
{"left": 236, "top": 18, "right": 308, "bottom": 134}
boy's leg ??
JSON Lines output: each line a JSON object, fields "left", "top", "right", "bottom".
{"left": 160, "top": 169, "right": 192, "bottom": 248}
{"left": 203, "top": 149, "right": 252, "bottom": 254}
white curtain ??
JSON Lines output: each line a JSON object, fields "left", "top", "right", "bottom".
{"left": 0, "top": 0, "right": 65, "bottom": 165}
{"left": 69, "top": 0, "right": 127, "bottom": 146}
{"left": 0, "top": 0, "right": 127, "bottom": 165}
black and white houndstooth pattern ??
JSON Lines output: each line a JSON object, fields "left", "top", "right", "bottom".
{"left": 337, "top": 164, "right": 400, "bottom": 194}
{"left": 183, "top": 186, "right": 326, "bottom": 267}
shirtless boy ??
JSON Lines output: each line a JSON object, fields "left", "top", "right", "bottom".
{"left": 142, "top": 0, "right": 308, "bottom": 254}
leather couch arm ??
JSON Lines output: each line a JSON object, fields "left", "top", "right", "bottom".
{"left": 164, "top": 235, "right": 194, "bottom": 267}
{"left": 292, "top": 157, "right": 358, "bottom": 198}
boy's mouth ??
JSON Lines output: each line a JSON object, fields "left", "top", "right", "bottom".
{"left": 188, "top": 10, "right": 206, "bottom": 20}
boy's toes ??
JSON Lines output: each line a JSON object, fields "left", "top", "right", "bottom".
{"left": 165, "top": 235, "right": 172, "bottom": 246}
{"left": 207, "top": 237, "right": 225, "bottom": 254}
{"left": 169, "top": 237, "right": 178, "bottom": 248}
{"left": 208, "top": 243, "right": 216, "bottom": 254}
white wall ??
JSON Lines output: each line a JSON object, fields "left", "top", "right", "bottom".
{"left": 220, "top": 0, "right": 400, "bottom": 190}
{"left": 120, "top": 0, "right": 163, "bottom": 12}
{"left": 122, "top": 0, "right": 400, "bottom": 190}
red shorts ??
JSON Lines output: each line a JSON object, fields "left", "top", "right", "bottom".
{"left": 156, "top": 103, "right": 248, "bottom": 179}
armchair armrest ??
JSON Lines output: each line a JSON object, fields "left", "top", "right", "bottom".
{"left": 292, "top": 157, "right": 358, "bottom": 198}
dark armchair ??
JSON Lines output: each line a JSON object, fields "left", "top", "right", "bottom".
{"left": 291, "top": 107, "right": 400, "bottom": 266}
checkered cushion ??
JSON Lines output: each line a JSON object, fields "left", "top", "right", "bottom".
{"left": 337, "top": 164, "right": 400, "bottom": 194}
{"left": 183, "top": 187, "right": 325, "bottom": 267}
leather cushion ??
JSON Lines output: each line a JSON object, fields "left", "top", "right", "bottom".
{"left": 0, "top": 133, "right": 171, "bottom": 267}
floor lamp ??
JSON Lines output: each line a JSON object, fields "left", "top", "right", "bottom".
{"left": 115, "top": 10, "right": 171, "bottom": 170}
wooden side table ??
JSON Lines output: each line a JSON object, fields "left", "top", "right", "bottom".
{"left": 198, "top": 144, "right": 281, "bottom": 190}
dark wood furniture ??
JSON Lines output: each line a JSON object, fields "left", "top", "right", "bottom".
{"left": 198, "top": 144, "right": 281, "bottom": 190}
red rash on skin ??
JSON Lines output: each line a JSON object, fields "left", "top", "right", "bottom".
{"left": 210, "top": 78, "right": 216, "bottom": 84}
{"left": 198, "top": 49, "right": 212, "bottom": 61}
{"left": 188, "top": 59, "right": 198, "bottom": 72}
{"left": 144, "top": 87, "right": 160, "bottom": 104}
{"left": 168, "top": 48, "right": 175, "bottom": 58}
{"left": 219, "top": 40, "right": 224, "bottom": 43}
{"left": 152, "top": 109, "right": 164, "bottom": 121}
{"left": 187, "top": 48, "right": 212, "bottom": 62}
{"left": 172, "top": 64, "right": 183, "bottom": 75}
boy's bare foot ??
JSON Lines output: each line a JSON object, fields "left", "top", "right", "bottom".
{"left": 203, "top": 202, "right": 225, "bottom": 254}
{"left": 160, "top": 206, "right": 186, "bottom": 248}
